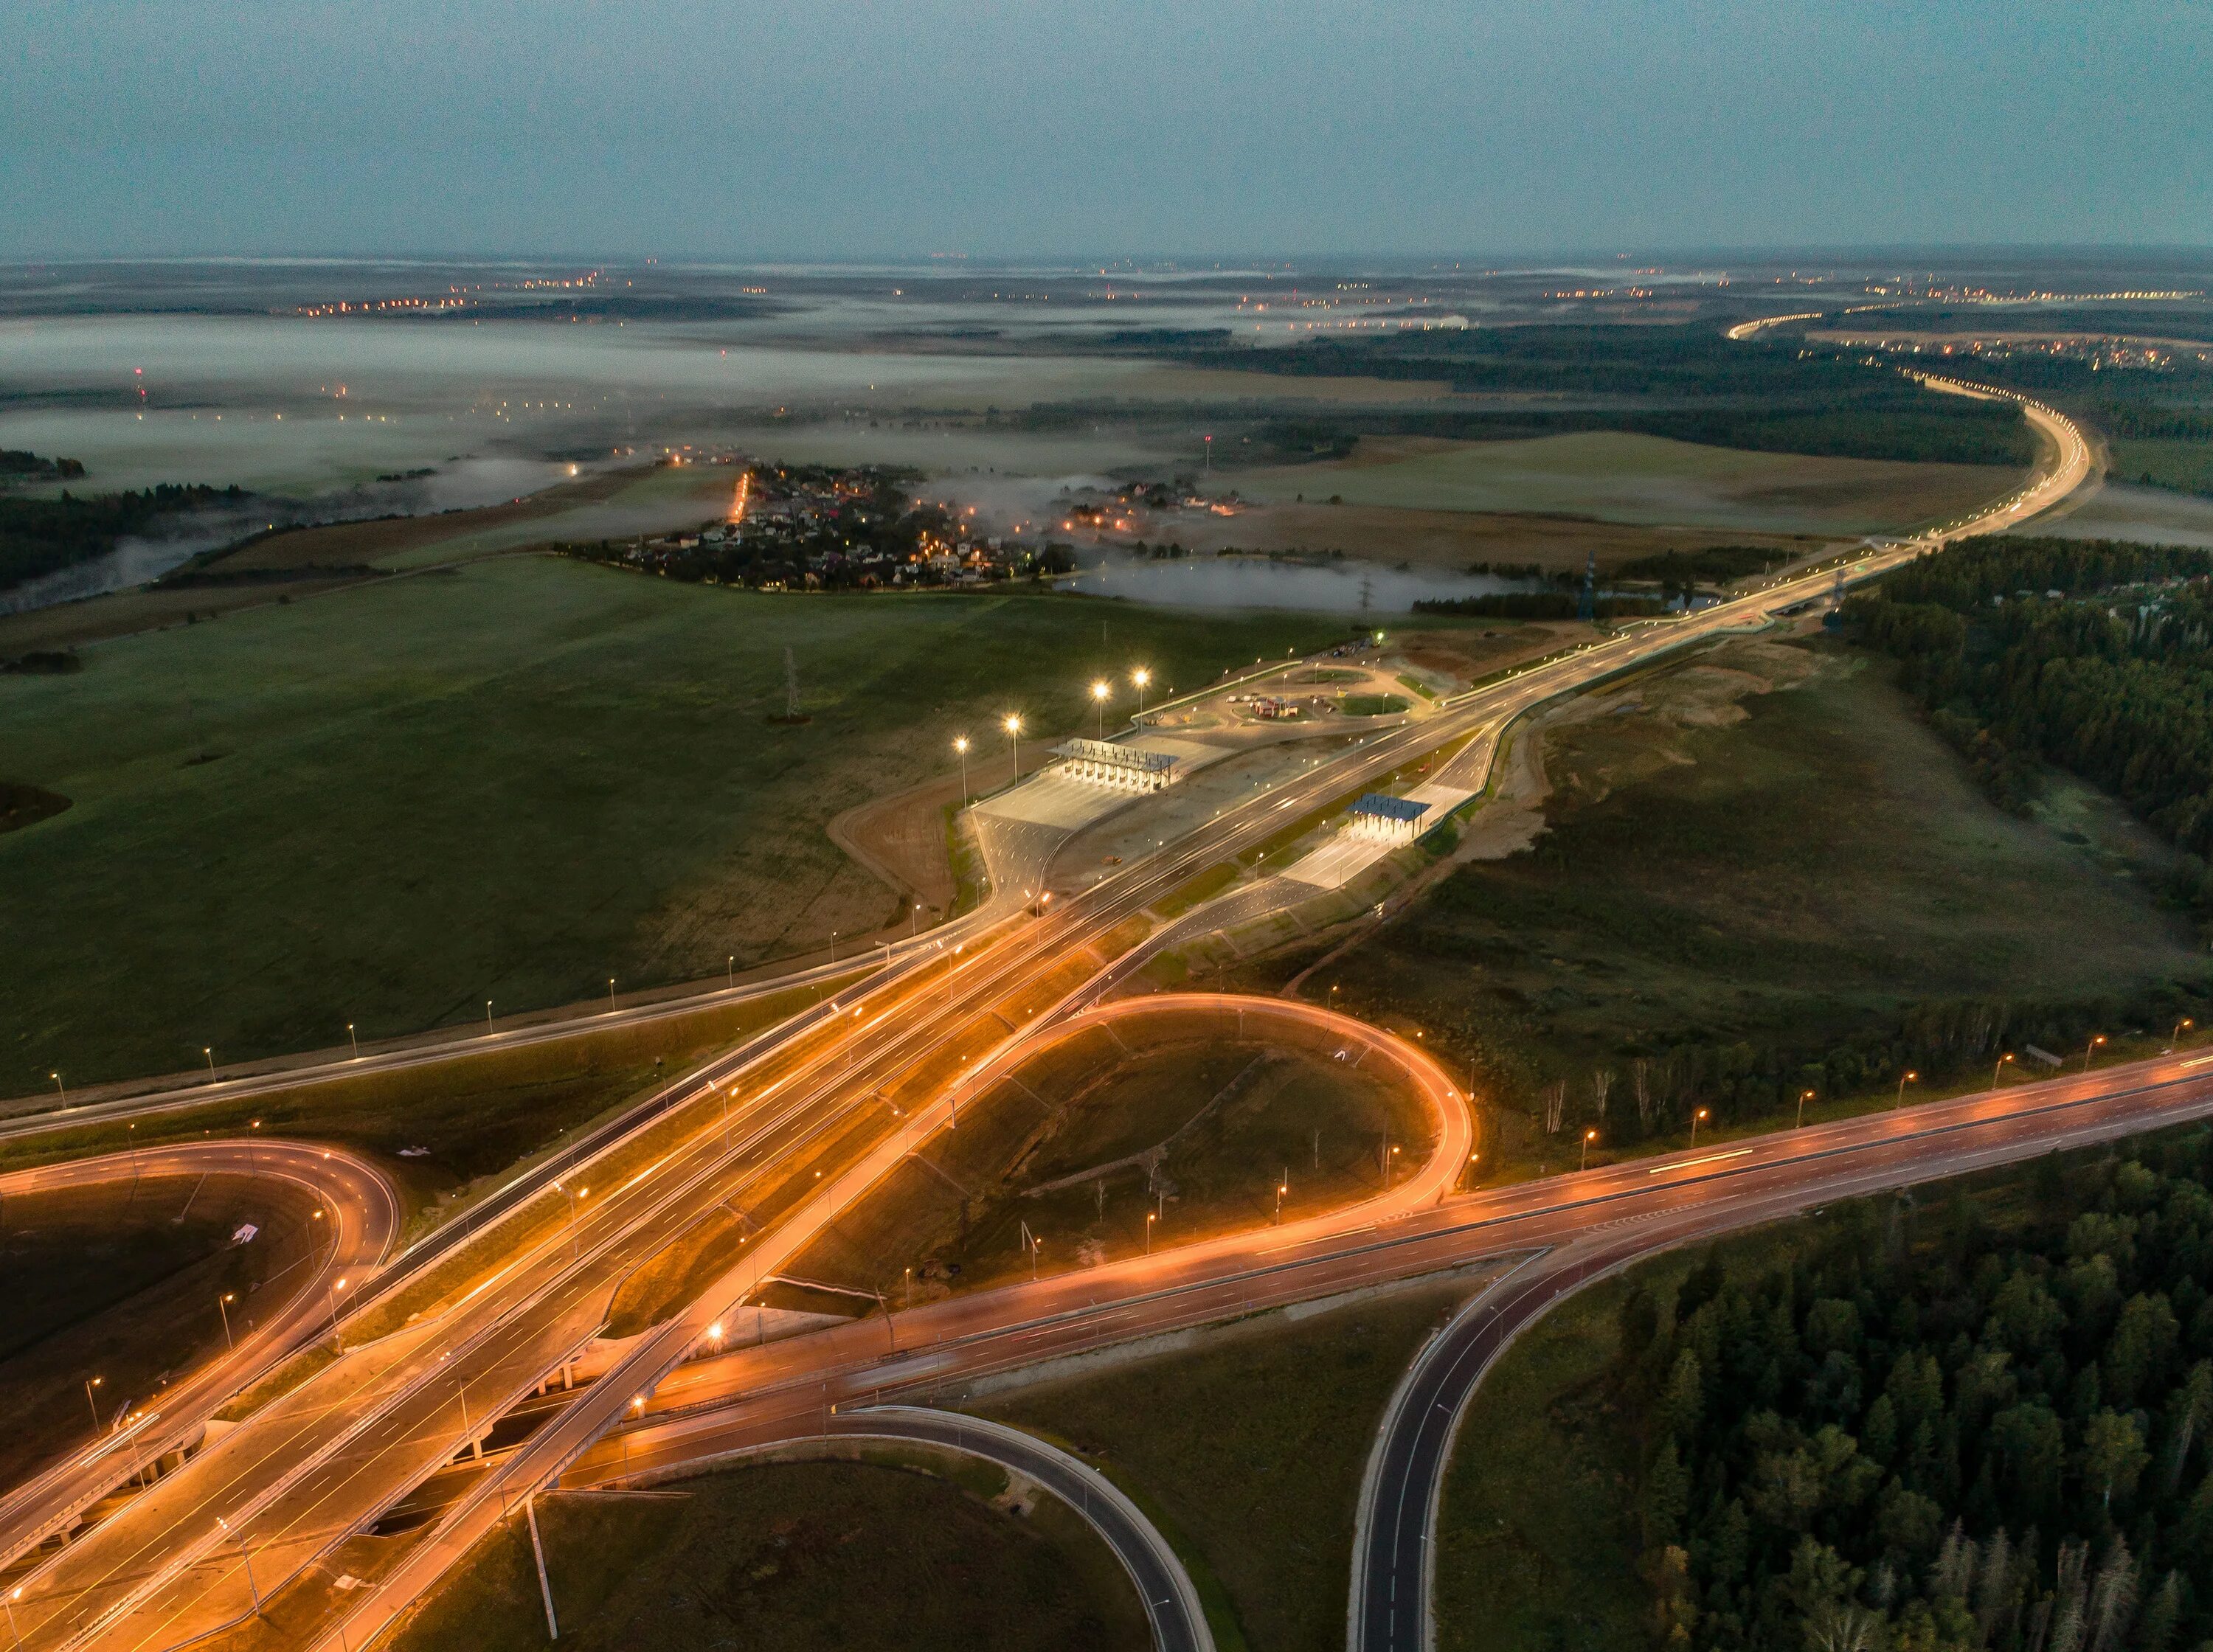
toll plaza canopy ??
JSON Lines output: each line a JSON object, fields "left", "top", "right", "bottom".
{"left": 1053, "top": 738, "right": 1177, "bottom": 791}
{"left": 1349, "top": 792, "right": 1430, "bottom": 841}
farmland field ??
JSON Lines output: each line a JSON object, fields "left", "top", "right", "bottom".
{"left": 1232, "top": 431, "right": 2018, "bottom": 535}
{"left": 0, "top": 558, "right": 1346, "bottom": 1090}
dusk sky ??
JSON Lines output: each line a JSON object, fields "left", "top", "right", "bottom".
{"left": 5, "top": 0, "right": 2207, "bottom": 260}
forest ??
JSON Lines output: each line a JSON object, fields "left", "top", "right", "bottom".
{"left": 1845, "top": 537, "right": 2213, "bottom": 864}
{"left": 1613, "top": 1136, "right": 2213, "bottom": 1651}
{"left": 0, "top": 481, "right": 244, "bottom": 591}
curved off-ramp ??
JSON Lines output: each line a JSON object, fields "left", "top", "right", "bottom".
{"left": 577, "top": 1404, "right": 1213, "bottom": 1652}
{"left": 0, "top": 1139, "right": 399, "bottom": 1569}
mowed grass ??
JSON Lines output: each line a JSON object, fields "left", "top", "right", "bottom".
{"left": 781, "top": 1013, "right": 1432, "bottom": 1308}
{"left": 0, "top": 557, "right": 1343, "bottom": 1091}
{"left": 1233, "top": 431, "right": 2015, "bottom": 535}
{"left": 1432, "top": 1268, "right": 1658, "bottom": 1652}
{"left": 383, "top": 1458, "right": 1148, "bottom": 1652}
{"left": 983, "top": 1275, "right": 1488, "bottom": 1652}
{"left": 1241, "top": 640, "right": 2206, "bottom": 1139}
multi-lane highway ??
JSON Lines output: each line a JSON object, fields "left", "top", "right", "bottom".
{"left": 570, "top": 1050, "right": 2213, "bottom": 1652}
{"left": 0, "top": 1142, "right": 397, "bottom": 1577}
{"left": 0, "top": 371, "right": 2098, "bottom": 1652}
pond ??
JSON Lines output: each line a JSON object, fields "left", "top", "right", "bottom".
{"left": 1062, "top": 553, "right": 1546, "bottom": 614}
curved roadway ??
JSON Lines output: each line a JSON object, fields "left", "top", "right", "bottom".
{"left": 581, "top": 1406, "right": 1213, "bottom": 1652}
{"left": 0, "top": 374, "right": 2098, "bottom": 1652}
{"left": 0, "top": 1142, "right": 398, "bottom": 1563}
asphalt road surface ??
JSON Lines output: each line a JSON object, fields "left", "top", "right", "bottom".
{"left": 0, "top": 375, "right": 2096, "bottom": 1652}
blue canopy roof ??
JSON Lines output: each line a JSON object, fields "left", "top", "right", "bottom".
{"left": 1352, "top": 793, "right": 1430, "bottom": 823}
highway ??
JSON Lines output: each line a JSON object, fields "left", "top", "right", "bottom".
{"left": 564, "top": 1052, "right": 2213, "bottom": 1652}
{"left": 0, "top": 372, "right": 2095, "bottom": 1652}
{"left": 0, "top": 1142, "right": 398, "bottom": 1569}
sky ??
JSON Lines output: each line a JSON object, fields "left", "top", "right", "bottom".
{"left": 4, "top": 0, "right": 2208, "bottom": 261}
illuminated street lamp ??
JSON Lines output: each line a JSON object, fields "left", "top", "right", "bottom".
{"left": 328, "top": 1277, "right": 349, "bottom": 1352}
{"left": 1993, "top": 1052, "right": 2015, "bottom": 1088}
{"left": 1132, "top": 667, "right": 1151, "bottom": 715}
{"left": 347, "top": 1022, "right": 359, "bottom": 1059}
{"left": 1894, "top": 1071, "right": 1918, "bottom": 1110}
{"left": 1581, "top": 1128, "right": 1598, "bottom": 1172}
{"left": 204, "top": 1047, "right": 215, "bottom": 1075}
{"left": 84, "top": 1375, "right": 103, "bottom": 1431}
{"left": 2082, "top": 1033, "right": 2107, "bottom": 1072}
{"left": 1003, "top": 713, "right": 1024, "bottom": 782}
{"left": 953, "top": 735, "right": 970, "bottom": 805}
{"left": 218, "top": 1292, "right": 237, "bottom": 1350}
{"left": 49, "top": 1071, "right": 64, "bottom": 1104}
{"left": 1090, "top": 679, "right": 1113, "bottom": 739}
{"left": 2172, "top": 1017, "right": 2195, "bottom": 1052}
{"left": 1145, "top": 1211, "right": 1156, "bottom": 1254}
{"left": 1689, "top": 1107, "right": 1710, "bottom": 1148}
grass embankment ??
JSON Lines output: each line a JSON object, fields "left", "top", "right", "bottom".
{"left": 983, "top": 1274, "right": 1489, "bottom": 1652}
{"left": 1432, "top": 1266, "right": 1667, "bottom": 1651}
{"left": 0, "top": 555, "right": 1347, "bottom": 1092}
{"left": 776, "top": 1006, "right": 1433, "bottom": 1309}
{"left": 0, "top": 1174, "right": 322, "bottom": 1486}
{"left": 1225, "top": 637, "right": 2210, "bottom": 1176}
{"left": 381, "top": 1457, "right": 1148, "bottom": 1652}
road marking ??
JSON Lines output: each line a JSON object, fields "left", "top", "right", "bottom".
{"left": 2183, "top": 1055, "right": 2213, "bottom": 1069}
{"left": 1648, "top": 1148, "right": 1753, "bottom": 1175}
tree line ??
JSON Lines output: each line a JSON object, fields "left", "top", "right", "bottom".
{"left": 0, "top": 484, "right": 245, "bottom": 592}
{"left": 1845, "top": 537, "right": 2213, "bottom": 872}
{"left": 1611, "top": 1136, "right": 2213, "bottom": 1650}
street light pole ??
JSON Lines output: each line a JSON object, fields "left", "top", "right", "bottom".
{"left": 2082, "top": 1034, "right": 2107, "bottom": 1072}
{"left": 2171, "top": 1017, "right": 2194, "bottom": 1052}
{"left": 1582, "top": 1128, "right": 1597, "bottom": 1172}
{"left": 218, "top": 1293, "right": 235, "bottom": 1350}
{"left": 347, "top": 1022, "right": 359, "bottom": 1059}
{"left": 204, "top": 1047, "right": 215, "bottom": 1075}
{"left": 608, "top": 977, "right": 617, "bottom": 1014}
{"left": 1132, "top": 667, "right": 1151, "bottom": 717}
{"left": 1689, "top": 1108, "right": 1709, "bottom": 1148}
{"left": 84, "top": 1376, "right": 103, "bottom": 1431}
{"left": 954, "top": 735, "right": 969, "bottom": 806}
{"left": 1894, "top": 1071, "right": 1917, "bottom": 1110}
{"left": 1004, "top": 714, "right": 1022, "bottom": 783}
{"left": 49, "top": 1072, "right": 64, "bottom": 1104}
{"left": 1993, "top": 1052, "right": 2015, "bottom": 1089}
{"left": 1092, "top": 679, "right": 1110, "bottom": 739}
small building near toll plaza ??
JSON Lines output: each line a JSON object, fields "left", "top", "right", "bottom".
{"left": 1348, "top": 793, "right": 1430, "bottom": 844}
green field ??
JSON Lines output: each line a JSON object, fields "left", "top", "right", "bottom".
{"left": 775, "top": 1016, "right": 1433, "bottom": 1311}
{"left": 375, "top": 1457, "right": 1146, "bottom": 1652}
{"left": 1433, "top": 1268, "right": 1654, "bottom": 1652}
{"left": 1234, "top": 432, "right": 2015, "bottom": 535}
{"left": 0, "top": 558, "right": 1345, "bottom": 1091}
{"left": 2112, "top": 436, "right": 2213, "bottom": 498}
{"left": 1229, "top": 638, "right": 2209, "bottom": 1165}
{"left": 983, "top": 1276, "right": 1486, "bottom": 1652}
